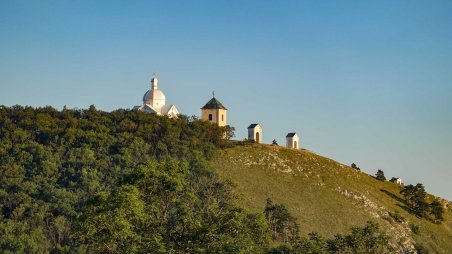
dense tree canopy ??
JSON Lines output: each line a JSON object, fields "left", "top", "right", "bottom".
{"left": 0, "top": 105, "right": 401, "bottom": 253}
{"left": 0, "top": 105, "right": 267, "bottom": 253}
{"left": 400, "top": 183, "right": 445, "bottom": 224}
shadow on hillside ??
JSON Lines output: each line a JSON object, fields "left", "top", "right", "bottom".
{"left": 380, "top": 189, "right": 422, "bottom": 218}
{"left": 395, "top": 203, "right": 416, "bottom": 216}
{"left": 394, "top": 203, "right": 434, "bottom": 222}
{"left": 380, "top": 189, "right": 404, "bottom": 203}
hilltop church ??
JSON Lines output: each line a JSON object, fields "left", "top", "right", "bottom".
{"left": 133, "top": 73, "right": 300, "bottom": 148}
{"left": 133, "top": 74, "right": 179, "bottom": 118}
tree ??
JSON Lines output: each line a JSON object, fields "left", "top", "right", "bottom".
{"left": 222, "top": 125, "right": 235, "bottom": 140}
{"left": 292, "top": 232, "right": 329, "bottom": 254}
{"left": 76, "top": 186, "right": 147, "bottom": 254}
{"left": 400, "top": 183, "right": 428, "bottom": 217}
{"left": 429, "top": 200, "right": 444, "bottom": 224}
{"left": 0, "top": 106, "right": 264, "bottom": 253}
{"left": 327, "top": 221, "right": 395, "bottom": 254}
{"left": 272, "top": 139, "right": 278, "bottom": 146}
{"left": 351, "top": 163, "right": 360, "bottom": 171}
{"left": 375, "top": 169, "right": 386, "bottom": 181}
{"left": 264, "top": 198, "right": 299, "bottom": 243}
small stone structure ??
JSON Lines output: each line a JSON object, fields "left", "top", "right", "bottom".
{"left": 248, "top": 124, "right": 262, "bottom": 143}
{"left": 286, "top": 133, "right": 299, "bottom": 149}
{"left": 390, "top": 177, "right": 402, "bottom": 185}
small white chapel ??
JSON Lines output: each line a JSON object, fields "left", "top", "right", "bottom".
{"left": 133, "top": 74, "right": 179, "bottom": 118}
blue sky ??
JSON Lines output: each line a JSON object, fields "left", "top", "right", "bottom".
{"left": 1, "top": 0, "right": 451, "bottom": 200}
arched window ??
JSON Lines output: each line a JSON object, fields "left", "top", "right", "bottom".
{"left": 222, "top": 114, "right": 224, "bottom": 121}
{"left": 209, "top": 114, "right": 212, "bottom": 121}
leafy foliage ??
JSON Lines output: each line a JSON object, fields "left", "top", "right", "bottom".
{"left": 429, "top": 200, "right": 444, "bottom": 224}
{"left": 400, "top": 184, "right": 445, "bottom": 224}
{"left": 0, "top": 105, "right": 262, "bottom": 253}
{"left": 327, "top": 221, "right": 395, "bottom": 253}
{"left": 410, "top": 224, "right": 420, "bottom": 235}
{"left": 0, "top": 105, "right": 421, "bottom": 253}
{"left": 414, "top": 243, "right": 429, "bottom": 254}
{"left": 375, "top": 169, "right": 386, "bottom": 181}
{"left": 351, "top": 163, "right": 360, "bottom": 171}
{"left": 264, "top": 198, "right": 299, "bottom": 243}
{"left": 388, "top": 210, "right": 405, "bottom": 223}
{"left": 268, "top": 221, "right": 395, "bottom": 254}
{"left": 401, "top": 184, "right": 429, "bottom": 217}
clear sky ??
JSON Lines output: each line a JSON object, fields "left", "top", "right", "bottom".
{"left": 1, "top": 0, "right": 451, "bottom": 200}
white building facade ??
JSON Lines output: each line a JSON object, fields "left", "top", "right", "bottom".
{"left": 286, "top": 133, "right": 299, "bottom": 149}
{"left": 133, "top": 74, "right": 179, "bottom": 118}
{"left": 248, "top": 124, "right": 262, "bottom": 143}
{"left": 390, "top": 177, "right": 403, "bottom": 185}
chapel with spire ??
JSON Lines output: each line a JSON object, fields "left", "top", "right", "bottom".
{"left": 133, "top": 73, "right": 179, "bottom": 118}
{"left": 201, "top": 92, "right": 227, "bottom": 126}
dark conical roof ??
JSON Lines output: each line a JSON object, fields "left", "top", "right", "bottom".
{"left": 201, "top": 97, "right": 227, "bottom": 110}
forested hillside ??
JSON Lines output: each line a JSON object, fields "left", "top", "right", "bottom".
{"left": 0, "top": 105, "right": 264, "bottom": 253}
{"left": 0, "top": 106, "right": 449, "bottom": 253}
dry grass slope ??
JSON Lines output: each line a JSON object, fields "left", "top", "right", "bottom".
{"left": 212, "top": 144, "right": 452, "bottom": 253}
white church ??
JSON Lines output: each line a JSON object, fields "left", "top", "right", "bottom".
{"left": 133, "top": 73, "right": 301, "bottom": 149}
{"left": 133, "top": 74, "right": 179, "bottom": 118}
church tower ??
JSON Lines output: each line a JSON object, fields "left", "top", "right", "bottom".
{"left": 201, "top": 93, "right": 227, "bottom": 126}
{"left": 133, "top": 73, "right": 179, "bottom": 118}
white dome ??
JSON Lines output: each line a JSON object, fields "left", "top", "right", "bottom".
{"left": 143, "top": 89, "right": 166, "bottom": 106}
{"left": 134, "top": 73, "right": 179, "bottom": 118}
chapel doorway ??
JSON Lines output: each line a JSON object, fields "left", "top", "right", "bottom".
{"left": 256, "top": 132, "right": 260, "bottom": 143}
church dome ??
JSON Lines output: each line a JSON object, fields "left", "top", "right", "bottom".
{"left": 143, "top": 89, "right": 166, "bottom": 105}
{"left": 142, "top": 73, "right": 166, "bottom": 108}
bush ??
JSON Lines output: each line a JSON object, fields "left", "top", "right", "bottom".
{"left": 414, "top": 243, "right": 429, "bottom": 254}
{"left": 327, "top": 221, "right": 395, "bottom": 254}
{"left": 410, "top": 224, "right": 420, "bottom": 235}
{"left": 351, "top": 163, "right": 361, "bottom": 171}
{"left": 389, "top": 211, "right": 405, "bottom": 223}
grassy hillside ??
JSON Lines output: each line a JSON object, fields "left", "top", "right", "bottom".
{"left": 212, "top": 143, "right": 452, "bottom": 253}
